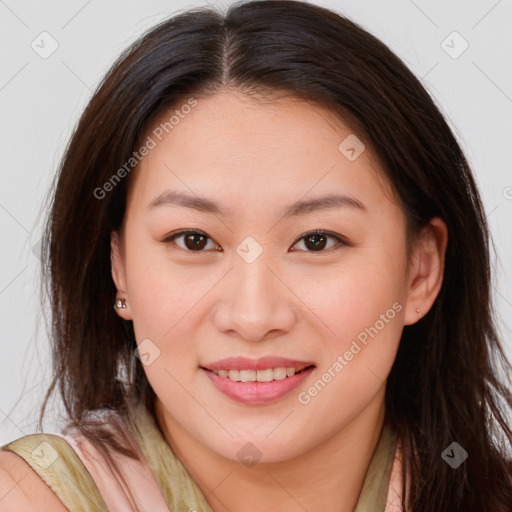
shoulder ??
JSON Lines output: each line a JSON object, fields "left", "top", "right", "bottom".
{"left": 0, "top": 448, "right": 68, "bottom": 511}
{"left": 0, "top": 431, "right": 108, "bottom": 512}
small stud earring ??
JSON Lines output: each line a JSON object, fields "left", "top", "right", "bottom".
{"left": 416, "top": 308, "right": 421, "bottom": 316}
{"left": 114, "top": 297, "right": 127, "bottom": 310}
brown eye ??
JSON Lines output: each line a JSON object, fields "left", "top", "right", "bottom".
{"left": 291, "top": 230, "right": 345, "bottom": 252}
{"left": 164, "top": 230, "right": 219, "bottom": 252}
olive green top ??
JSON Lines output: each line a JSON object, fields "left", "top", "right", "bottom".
{"left": 1, "top": 401, "right": 398, "bottom": 511}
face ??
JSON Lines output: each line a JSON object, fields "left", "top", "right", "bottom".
{"left": 111, "top": 91, "right": 443, "bottom": 463}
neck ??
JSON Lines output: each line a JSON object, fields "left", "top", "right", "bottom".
{"left": 155, "top": 387, "right": 386, "bottom": 512}
{"left": 155, "top": 387, "right": 385, "bottom": 512}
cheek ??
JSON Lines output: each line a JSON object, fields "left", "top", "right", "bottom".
{"left": 123, "top": 249, "right": 203, "bottom": 404}
{"left": 309, "top": 256, "right": 405, "bottom": 334}
{"left": 123, "top": 228, "right": 210, "bottom": 337}
{"left": 302, "top": 246, "right": 407, "bottom": 383}
{"left": 293, "top": 265, "right": 405, "bottom": 431}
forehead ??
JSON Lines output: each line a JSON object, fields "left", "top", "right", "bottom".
{"left": 126, "top": 91, "right": 395, "bottom": 215}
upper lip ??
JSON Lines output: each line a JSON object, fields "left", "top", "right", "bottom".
{"left": 201, "top": 356, "right": 316, "bottom": 372}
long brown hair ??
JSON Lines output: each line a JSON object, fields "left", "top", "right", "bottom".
{"left": 38, "top": 1, "right": 512, "bottom": 509}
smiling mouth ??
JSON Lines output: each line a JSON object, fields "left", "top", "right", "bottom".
{"left": 201, "top": 365, "right": 315, "bottom": 383}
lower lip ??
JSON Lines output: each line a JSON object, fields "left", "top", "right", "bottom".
{"left": 202, "top": 366, "right": 315, "bottom": 405}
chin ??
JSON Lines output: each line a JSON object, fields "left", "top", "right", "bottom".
{"left": 210, "top": 434, "right": 307, "bottom": 465}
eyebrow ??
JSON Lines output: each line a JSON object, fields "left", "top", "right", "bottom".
{"left": 147, "top": 190, "right": 367, "bottom": 217}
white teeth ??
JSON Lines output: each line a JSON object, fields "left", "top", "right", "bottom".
{"left": 256, "top": 369, "right": 274, "bottom": 382}
{"left": 273, "top": 367, "right": 288, "bottom": 380}
{"left": 228, "top": 369, "right": 241, "bottom": 381}
{"left": 240, "top": 370, "right": 257, "bottom": 382}
{"left": 212, "top": 366, "right": 310, "bottom": 382}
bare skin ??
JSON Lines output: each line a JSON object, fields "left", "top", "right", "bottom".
{"left": 0, "top": 90, "right": 447, "bottom": 511}
{"left": 0, "top": 451, "right": 68, "bottom": 511}
{"left": 110, "top": 91, "right": 448, "bottom": 512}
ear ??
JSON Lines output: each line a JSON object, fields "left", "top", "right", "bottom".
{"left": 404, "top": 217, "right": 448, "bottom": 325}
{"left": 111, "top": 230, "right": 133, "bottom": 320}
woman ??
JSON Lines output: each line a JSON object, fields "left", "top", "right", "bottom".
{"left": 1, "top": 1, "right": 511, "bottom": 510}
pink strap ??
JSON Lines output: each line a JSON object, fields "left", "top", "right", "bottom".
{"left": 62, "top": 409, "right": 408, "bottom": 512}
{"left": 62, "top": 417, "right": 170, "bottom": 512}
{"left": 384, "top": 439, "right": 409, "bottom": 511}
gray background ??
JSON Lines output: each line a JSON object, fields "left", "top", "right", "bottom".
{"left": 1, "top": 0, "right": 511, "bottom": 442}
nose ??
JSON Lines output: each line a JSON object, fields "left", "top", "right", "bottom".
{"left": 212, "top": 254, "right": 298, "bottom": 342}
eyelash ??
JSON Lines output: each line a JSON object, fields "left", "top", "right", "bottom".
{"left": 162, "top": 229, "right": 348, "bottom": 253}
